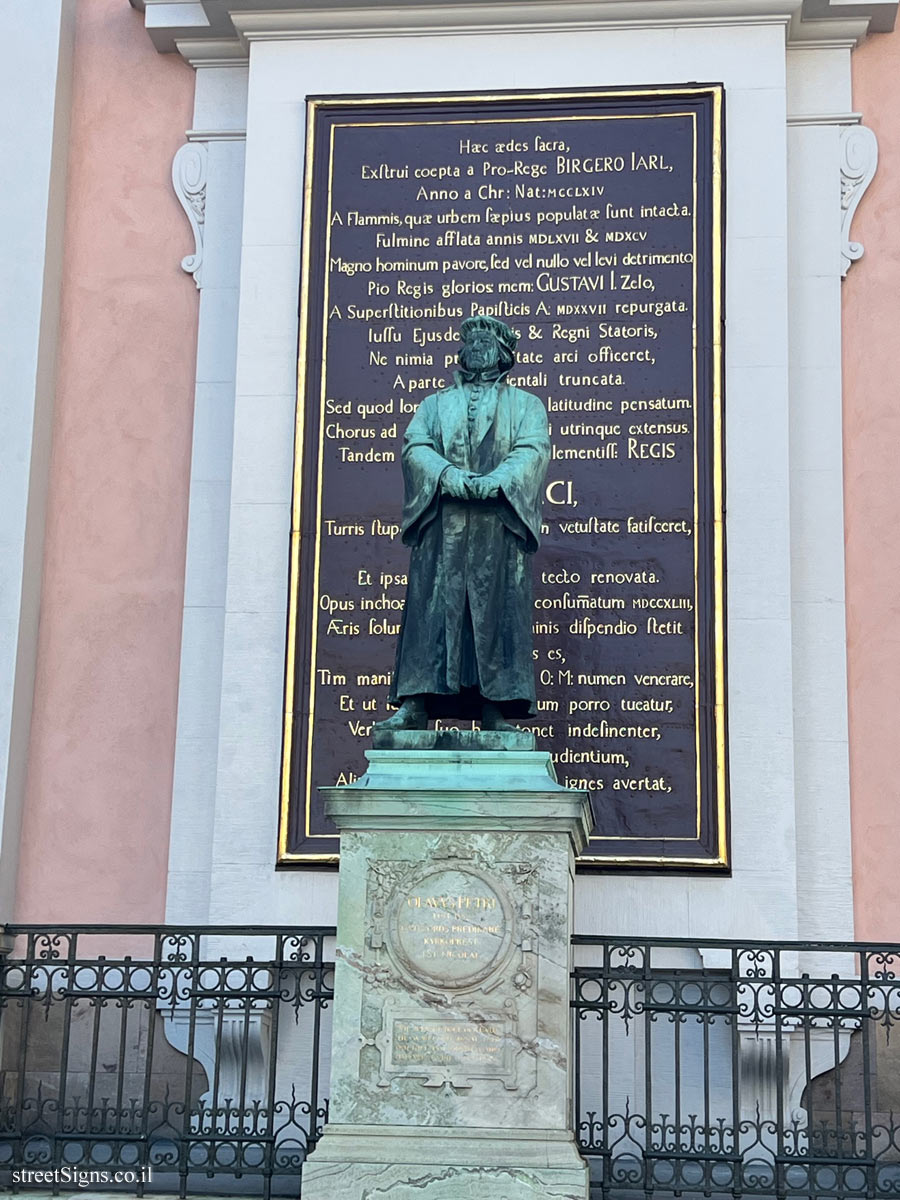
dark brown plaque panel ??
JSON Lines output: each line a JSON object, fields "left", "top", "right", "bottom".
{"left": 280, "top": 85, "right": 726, "bottom": 868}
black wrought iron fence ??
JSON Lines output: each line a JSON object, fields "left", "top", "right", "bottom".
{"left": 2, "top": 928, "right": 899, "bottom": 1198}
{"left": 572, "top": 936, "right": 900, "bottom": 1199}
{"left": 0, "top": 927, "right": 335, "bottom": 1197}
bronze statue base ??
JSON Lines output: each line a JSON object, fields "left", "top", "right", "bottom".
{"left": 372, "top": 727, "right": 535, "bottom": 752}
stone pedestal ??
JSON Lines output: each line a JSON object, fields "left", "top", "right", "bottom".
{"left": 301, "top": 741, "right": 592, "bottom": 1199}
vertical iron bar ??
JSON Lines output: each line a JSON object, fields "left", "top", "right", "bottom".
{"left": 803, "top": 972, "right": 813, "bottom": 1198}
{"left": 730, "top": 947, "right": 742, "bottom": 1200}
{"left": 52, "top": 931, "right": 79, "bottom": 1194}
{"left": 84, "top": 961, "right": 104, "bottom": 1138}
{"left": 137, "top": 932, "right": 162, "bottom": 1199}
{"left": 308, "top": 935, "right": 324, "bottom": 1155}
{"left": 114, "top": 969, "right": 130, "bottom": 1144}
{"left": 12, "top": 933, "right": 34, "bottom": 1183}
{"left": 674, "top": 985, "right": 682, "bottom": 1171}
{"left": 774, "top": 947, "right": 786, "bottom": 1200}
{"left": 178, "top": 932, "right": 201, "bottom": 1200}
{"left": 832, "top": 973, "right": 844, "bottom": 1172}
{"left": 573, "top": 968, "right": 582, "bottom": 1146}
{"left": 210, "top": 951, "right": 225, "bottom": 1157}
{"left": 237, "top": 955, "right": 253, "bottom": 1177}
{"left": 859, "top": 951, "right": 874, "bottom": 1199}
{"left": 830, "top": 974, "right": 844, "bottom": 1190}
{"left": 263, "top": 935, "right": 284, "bottom": 1200}
{"left": 644, "top": 942, "right": 654, "bottom": 1200}
{"left": 601, "top": 943, "right": 610, "bottom": 1200}
{"left": 703, "top": 984, "right": 711, "bottom": 1188}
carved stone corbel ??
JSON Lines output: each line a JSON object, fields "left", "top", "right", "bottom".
{"left": 737, "top": 1019, "right": 853, "bottom": 1127}
{"left": 172, "top": 141, "right": 208, "bottom": 288}
{"left": 161, "top": 999, "right": 273, "bottom": 1130}
{"left": 841, "top": 124, "right": 878, "bottom": 278}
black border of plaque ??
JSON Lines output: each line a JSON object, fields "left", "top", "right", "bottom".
{"left": 279, "top": 85, "right": 728, "bottom": 871}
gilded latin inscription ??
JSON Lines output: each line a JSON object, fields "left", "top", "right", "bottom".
{"left": 282, "top": 85, "right": 727, "bottom": 869}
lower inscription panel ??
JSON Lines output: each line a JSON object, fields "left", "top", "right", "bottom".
{"left": 386, "top": 1015, "right": 514, "bottom": 1083}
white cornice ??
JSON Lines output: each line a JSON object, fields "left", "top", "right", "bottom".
{"left": 132, "top": 0, "right": 897, "bottom": 59}
{"left": 186, "top": 127, "right": 247, "bottom": 139}
{"left": 176, "top": 37, "right": 248, "bottom": 66}
{"left": 786, "top": 109, "right": 862, "bottom": 122}
{"left": 234, "top": 7, "right": 795, "bottom": 43}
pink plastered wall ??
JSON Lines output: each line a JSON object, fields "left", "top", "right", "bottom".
{"left": 844, "top": 28, "right": 900, "bottom": 941}
{"left": 14, "top": 0, "right": 198, "bottom": 922}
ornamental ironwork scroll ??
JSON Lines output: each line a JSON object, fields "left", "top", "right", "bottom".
{"left": 280, "top": 85, "right": 727, "bottom": 869}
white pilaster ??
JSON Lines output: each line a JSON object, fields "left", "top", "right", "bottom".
{"left": 785, "top": 46, "right": 857, "bottom": 941}
{"left": 166, "top": 63, "right": 248, "bottom": 924}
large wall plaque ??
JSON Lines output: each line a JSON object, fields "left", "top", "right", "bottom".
{"left": 280, "top": 85, "right": 727, "bottom": 869}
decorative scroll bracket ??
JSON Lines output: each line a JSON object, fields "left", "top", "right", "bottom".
{"left": 841, "top": 124, "right": 878, "bottom": 278}
{"left": 172, "top": 140, "right": 208, "bottom": 288}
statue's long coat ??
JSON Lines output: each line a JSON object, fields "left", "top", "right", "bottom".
{"left": 389, "top": 378, "right": 550, "bottom": 718}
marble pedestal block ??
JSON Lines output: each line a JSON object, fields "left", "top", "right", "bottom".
{"left": 301, "top": 744, "right": 592, "bottom": 1199}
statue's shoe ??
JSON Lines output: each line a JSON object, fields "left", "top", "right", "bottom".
{"left": 480, "top": 702, "right": 518, "bottom": 733}
{"left": 373, "top": 699, "right": 427, "bottom": 731}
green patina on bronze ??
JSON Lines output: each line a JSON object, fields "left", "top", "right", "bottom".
{"left": 379, "top": 316, "right": 550, "bottom": 732}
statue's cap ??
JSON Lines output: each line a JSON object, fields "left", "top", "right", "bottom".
{"left": 459, "top": 314, "right": 519, "bottom": 353}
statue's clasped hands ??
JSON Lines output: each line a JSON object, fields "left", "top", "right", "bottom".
{"left": 441, "top": 467, "right": 500, "bottom": 501}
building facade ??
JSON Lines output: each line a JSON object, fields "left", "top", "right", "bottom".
{"left": 4, "top": 0, "right": 899, "bottom": 939}
{"left": 4, "top": 3, "right": 900, "bottom": 1193}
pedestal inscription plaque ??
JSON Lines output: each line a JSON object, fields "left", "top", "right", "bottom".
{"left": 390, "top": 1017, "right": 511, "bottom": 1069}
{"left": 388, "top": 866, "right": 513, "bottom": 988}
{"left": 366, "top": 857, "right": 535, "bottom": 1092}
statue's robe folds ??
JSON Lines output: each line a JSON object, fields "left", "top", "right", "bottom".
{"left": 389, "top": 380, "right": 550, "bottom": 718}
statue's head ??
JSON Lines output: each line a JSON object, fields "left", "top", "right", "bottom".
{"left": 457, "top": 315, "right": 518, "bottom": 381}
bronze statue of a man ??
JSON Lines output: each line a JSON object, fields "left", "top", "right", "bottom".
{"left": 376, "top": 315, "right": 550, "bottom": 733}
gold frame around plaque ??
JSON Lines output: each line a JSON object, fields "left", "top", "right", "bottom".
{"left": 278, "top": 84, "right": 726, "bottom": 869}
